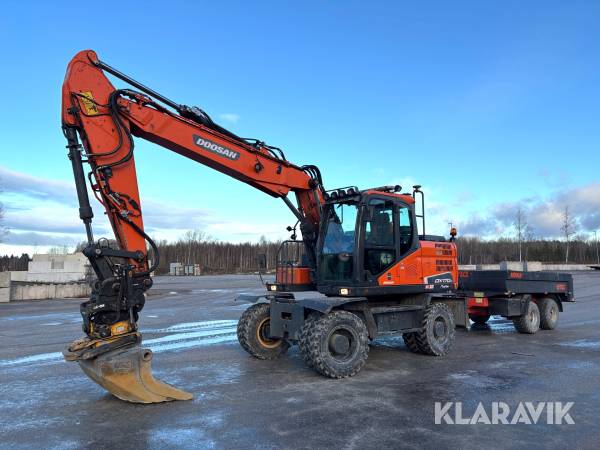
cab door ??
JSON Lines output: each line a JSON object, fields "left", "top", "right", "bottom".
{"left": 359, "top": 197, "right": 421, "bottom": 286}
{"left": 389, "top": 202, "right": 422, "bottom": 285}
{"left": 361, "top": 198, "right": 397, "bottom": 282}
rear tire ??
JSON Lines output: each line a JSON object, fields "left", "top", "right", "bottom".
{"left": 469, "top": 314, "right": 490, "bottom": 325}
{"left": 300, "top": 310, "right": 369, "bottom": 378}
{"left": 538, "top": 297, "right": 559, "bottom": 330}
{"left": 403, "top": 332, "right": 424, "bottom": 353}
{"left": 512, "top": 300, "right": 540, "bottom": 334}
{"left": 415, "top": 303, "right": 456, "bottom": 356}
{"left": 237, "top": 303, "right": 290, "bottom": 359}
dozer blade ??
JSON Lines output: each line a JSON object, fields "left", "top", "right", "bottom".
{"left": 77, "top": 344, "right": 193, "bottom": 404}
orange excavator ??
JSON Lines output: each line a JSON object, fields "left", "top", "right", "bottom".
{"left": 62, "top": 50, "right": 573, "bottom": 404}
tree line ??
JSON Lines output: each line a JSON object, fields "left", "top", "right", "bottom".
{"left": 1, "top": 236, "right": 598, "bottom": 275}
{"left": 148, "top": 233, "right": 599, "bottom": 275}
{"left": 455, "top": 237, "right": 599, "bottom": 266}
{"left": 148, "top": 231, "right": 282, "bottom": 274}
{"left": 0, "top": 254, "right": 30, "bottom": 272}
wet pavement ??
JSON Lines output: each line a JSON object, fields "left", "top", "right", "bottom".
{"left": 1, "top": 272, "right": 600, "bottom": 449}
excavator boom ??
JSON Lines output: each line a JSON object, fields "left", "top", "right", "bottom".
{"left": 61, "top": 50, "right": 324, "bottom": 403}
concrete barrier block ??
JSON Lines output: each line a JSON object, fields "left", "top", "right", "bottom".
{"left": 0, "top": 287, "right": 10, "bottom": 303}
{"left": 525, "top": 261, "right": 543, "bottom": 272}
{"left": 9, "top": 271, "right": 28, "bottom": 281}
{"left": 0, "top": 272, "right": 10, "bottom": 288}
{"left": 500, "top": 261, "right": 525, "bottom": 271}
{"left": 477, "top": 264, "right": 501, "bottom": 270}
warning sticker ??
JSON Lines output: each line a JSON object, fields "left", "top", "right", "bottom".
{"left": 79, "top": 91, "right": 99, "bottom": 115}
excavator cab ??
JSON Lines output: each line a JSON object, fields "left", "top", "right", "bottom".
{"left": 316, "top": 185, "right": 423, "bottom": 296}
{"left": 271, "top": 185, "right": 441, "bottom": 297}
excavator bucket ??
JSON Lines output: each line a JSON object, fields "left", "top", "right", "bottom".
{"left": 65, "top": 337, "right": 193, "bottom": 404}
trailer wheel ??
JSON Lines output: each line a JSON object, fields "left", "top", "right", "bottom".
{"left": 301, "top": 310, "right": 369, "bottom": 378}
{"left": 298, "top": 311, "right": 321, "bottom": 368}
{"left": 512, "top": 300, "right": 540, "bottom": 334}
{"left": 402, "top": 332, "right": 424, "bottom": 353}
{"left": 415, "top": 303, "right": 456, "bottom": 356}
{"left": 469, "top": 314, "right": 490, "bottom": 325}
{"left": 237, "top": 303, "right": 290, "bottom": 359}
{"left": 538, "top": 297, "right": 559, "bottom": 330}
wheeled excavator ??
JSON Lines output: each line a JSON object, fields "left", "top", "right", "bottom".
{"left": 62, "top": 50, "right": 573, "bottom": 404}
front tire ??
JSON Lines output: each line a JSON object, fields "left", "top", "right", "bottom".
{"left": 298, "top": 311, "right": 321, "bottom": 368}
{"left": 415, "top": 303, "right": 456, "bottom": 356}
{"left": 300, "top": 310, "right": 369, "bottom": 378}
{"left": 538, "top": 297, "right": 559, "bottom": 330}
{"left": 512, "top": 299, "right": 540, "bottom": 334}
{"left": 237, "top": 303, "right": 290, "bottom": 359}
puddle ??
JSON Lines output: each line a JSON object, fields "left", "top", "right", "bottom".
{"left": 0, "top": 319, "right": 239, "bottom": 368}
{"left": 560, "top": 339, "right": 600, "bottom": 349}
{"left": 447, "top": 371, "right": 502, "bottom": 388}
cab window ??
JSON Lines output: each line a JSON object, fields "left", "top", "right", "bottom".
{"left": 398, "top": 206, "right": 413, "bottom": 255}
{"left": 363, "top": 199, "right": 395, "bottom": 275}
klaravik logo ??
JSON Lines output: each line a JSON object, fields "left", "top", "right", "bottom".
{"left": 435, "top": 401, "right": 574, "bottom": 425}
{"left": 193, "top": 135, "right": 240, "bottom": 160}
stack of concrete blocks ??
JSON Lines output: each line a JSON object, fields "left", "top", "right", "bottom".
{"left": 0, "top": 254, "right": 91, "bottom": 302}
{"left": 26, "top": 254, "right": 89, "bottom": 282}
{"left": 0, "top": 272, "right": 10, "bottom": 303}
{"left": 170, "top": 262, "right": 183, "bottom": 276}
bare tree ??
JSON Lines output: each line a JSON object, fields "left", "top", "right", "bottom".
{"left": 514, "top": 207, "right": 527, "bottom": 262}
{"left": 560, "top": 205, "right": 577, "bottom": 263}
{"left": 524, "top": 224, "right": 535, "bottom": 260}
{"left": 182, "top": 229, "right": 209, "bottom": 264}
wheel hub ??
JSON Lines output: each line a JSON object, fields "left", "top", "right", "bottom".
{"left": 434, "top": 319, "right": 447, "bottom": 339}
{"left": 256, "top": 317, "right": 280, "bottom": 349}
{"left": 329, "top": 333, "right": 351, "bottom": 355}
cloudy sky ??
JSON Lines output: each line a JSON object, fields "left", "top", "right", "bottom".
{"left": 1, "top": 1, "right": 599, "bottom": 256}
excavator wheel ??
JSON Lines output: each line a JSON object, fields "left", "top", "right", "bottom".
{"left": 402, "top": 332, "right": 425, "bottom": 354}
{"left": 299, "top": 310, "right": 369, "bottom": 378}
{"left": 66, "top": 339, "right": 193, "bottom": 404}
{"left": 414, "top": 303, "right": 456, "bottom": 356}
{"left": 298, "top": 311, "right": 322, "bottom": 368}
{"left": 237, "top": 303, "right": 290, "bottom": 359}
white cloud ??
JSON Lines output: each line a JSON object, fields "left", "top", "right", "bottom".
{"left": 218, "top": 113, "right": 240, "bottom": 124}
{"left": 0, "top": 165, "right": 291, "bottom": 254}
{"left": 456, "top": 182, "right": 600, "bottom": 239}
{"left": 0, "top": 166, "right": 74, "bottom": 202}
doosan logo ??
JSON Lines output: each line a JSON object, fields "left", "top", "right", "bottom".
{"left": 193, "top": 135, "right": 240, "bottom": 160}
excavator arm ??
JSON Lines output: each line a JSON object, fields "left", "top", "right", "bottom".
{"left": 61, "top": 50, "right": 324, "bottom": 403}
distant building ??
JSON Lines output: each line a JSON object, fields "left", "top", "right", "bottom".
{"left": 169, "top": 262, "right": 201, "bottom": 276}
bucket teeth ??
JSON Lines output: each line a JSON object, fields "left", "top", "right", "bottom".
{"left": 67, "top": 339, "right": 193, "bottom": 403}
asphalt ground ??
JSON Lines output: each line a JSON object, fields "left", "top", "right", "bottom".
{"left": 1, "top": 272, "right": 600, "bottom": 449}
